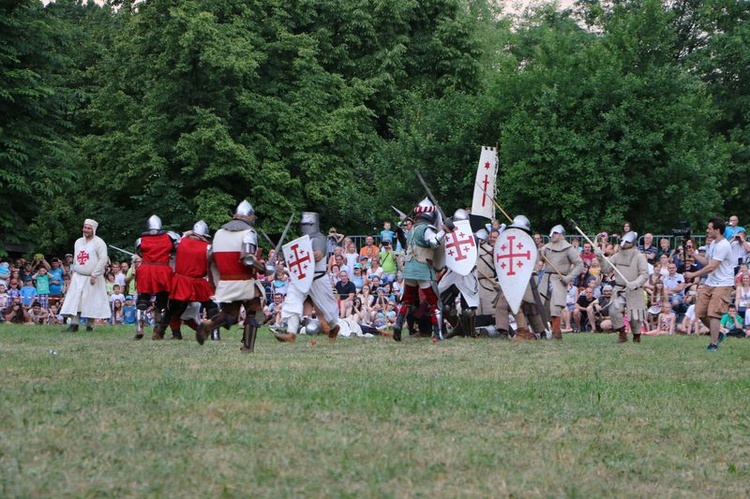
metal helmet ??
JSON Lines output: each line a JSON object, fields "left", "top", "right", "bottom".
{"left": 147, "top": 215, "right": 162, "bottom": 231}
{"left": 414, "top": 197, "right": 437, "bottom": 224}
{"left": 235, "top": 200, "right": 254, "bottom": 217}
{"left": 303, "top": 318, "right": 321, "bottom": 335}
{"left": 549, "top": 224, "right": 566, "bottom": 237}
{"left": 621, "top": 231, "right": 638, "bottom": 247}
{"left": 453, "top": 209, "right": 470, "bottom": 221}
{"left": 510, "top": 215, "right": 531, "bottom": 231}
{"left": 193, "top": 220, "right": 210, "bottom": 238}
{"left": 300, "top": 212, "right": 320, "bottom": 236}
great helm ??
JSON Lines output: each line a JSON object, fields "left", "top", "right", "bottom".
{"left": 193, "top": 220, "right": 210, "bottom": 238}
{"left": 621, "top": 231, "right": 638, "bottom": 248}
{"left": 235, "top": 200, "right": 255, "bottom": 217}
{"left": 300, "top": 212, "right": 320, "bottom": 236}
{"left": 549, "top": 224, "right": 566, "bottom": 237}
{"left": 147, "top": 215, "right": 162, "bottom": 231}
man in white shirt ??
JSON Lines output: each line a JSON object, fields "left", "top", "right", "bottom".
{"left": 685, "top": 218, "right": 736, "bottom": 351}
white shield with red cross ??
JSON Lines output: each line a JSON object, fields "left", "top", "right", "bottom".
{"left": 283, "top": 235, "right": 315, "bottom": 293}
{"left": 443, "top": 220, "right": 477, "bottom": 276}
{"left": 494, "top": 227, "right": 537, "bottom": 314}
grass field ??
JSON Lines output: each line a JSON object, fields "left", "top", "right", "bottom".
{"left": 1, "top": 325, "right": 749, "bottom": 498}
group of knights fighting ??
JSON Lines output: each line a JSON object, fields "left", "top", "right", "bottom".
{"left": 384, "top": 198, "right": 647, "bottom": 344}
{"left": 117, "top": 194, "right": 648, "bottom": 352}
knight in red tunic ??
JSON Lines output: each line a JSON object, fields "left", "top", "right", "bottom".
{"left": 154, "top": 220, "right": 218, "bottom": 340}
{"left": 134, "top": 214, "right": 179, "bottom": 340}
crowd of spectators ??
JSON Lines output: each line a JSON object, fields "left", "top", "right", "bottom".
{"left": 3, "top": 216, "right": 750, "bottom": 340}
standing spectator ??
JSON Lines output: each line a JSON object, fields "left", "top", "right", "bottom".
{"left": 360, "top": 235, "right": 379, "bottom": 262}
{"left": 580, "top": 242, "right": 597, "bottom": 266}
{"left": 327, "top": 227, "right": 345, "bottom": 257}
{"left": 19, "top": 279, "right": 38, "bottom": 308}
{"left": 379, "top": 240, "right": 398, "bottom": 285}
{"left": 379, "top": 221, "right": 396, "bottom": 245}
{"left": 60, "top": 219, "right": 111, "bottom": 331}
{"left": 123, "top": 296, "right": 137, "bottom": 325}
{"left": 47, "top": 257, "right": 65, "bottom": 309}
{"left": 685, "top": 217, "right": 736, "bottom": 352}
{"left": 343, "top": 240, "right": 359, "bottom": 276}
{"left": 723, "top": 215, "right": 745, "bottom": 240}
{"left": 729, "top": 229, "right": 750, "bottom": 273}
{"left": 6, "top": 278, "right": 21, "bottom": 303}
{"left": 0, "top": 283, "right": 8, "bottom": 320}
{"left": 639, "top": 233, "right": 658, "bottom": 264}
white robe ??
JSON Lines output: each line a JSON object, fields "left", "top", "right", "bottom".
{"left": 60, "top": 235, "right": 111, "bottom": 319}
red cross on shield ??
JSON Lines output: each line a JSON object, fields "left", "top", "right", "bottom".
{"left": 443, "top": 219, "right": 477, "bottom": 276}
{"left": 283, "top": 235, "right": 315, "bottom": 293}
{"left": 494, "top": 227, "right": 538, "bottom": 314}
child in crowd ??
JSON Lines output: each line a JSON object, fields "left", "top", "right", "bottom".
{"left": 379, "top": 221, "right": 395, "bottom": 246}
{"left": 109, "top": 284, "right": 125, "bottom": 324}
{"left": 27, "top": 301, "right": 49, "bottom": 325}
{"left": 33, "top": 265, "right": 51, "bottom": 309}
{"left": 105, "top": 273, "right": 117, "bottom": 296}
{"left": 644, "top": 302, "right": 676, "bottom": 336}
{"left": 19, "top": 279, "right": 38, "bottom": 308}
{"left": 48, "top": 304, "right": 64, "bottom": 325}
{"left": 123, "top": 296, "right": 137, "bottom": 325}
{"left": 112, "top": 299, "right": 124, "bottom": 325}
{"left": 720, "top": 304, "right": 744, "bottom": 337}
{"left": 0, "top": 283, "right": 8, "bottom": 322}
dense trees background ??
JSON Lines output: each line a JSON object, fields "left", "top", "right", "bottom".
{"left": 2, "top": 0, "right": 748, "bottom": 256}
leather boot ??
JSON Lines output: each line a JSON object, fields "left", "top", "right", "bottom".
{"left": 513, "top": 326, "right": 536, "bottom": 341}
{"left": 170, "top": 329, "right": 183, "bottom": 340}
{"left": 551, "top": 317, "right": 563, "bottom": 340}
{"left": 152, "top": 324, "right": 165, "bottom": 341}
{"left": 195, "top": 322, "right": 207, "bottom": 345}
{"left": 241, "top": 322, "right": 259, "bottom": 352}
{"left": 616, "top": 326, "right": 627, "bottom": 343}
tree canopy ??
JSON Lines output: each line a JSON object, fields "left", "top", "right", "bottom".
{"left": 1, "top": 0, "right": 747, "bottom": 256}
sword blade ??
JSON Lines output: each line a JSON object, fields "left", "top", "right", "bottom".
{"left": 414, "top": 169, "right": 446, "bottom": 222}
{"left": 108, "top": 244, "right": 136, "bottom": 257}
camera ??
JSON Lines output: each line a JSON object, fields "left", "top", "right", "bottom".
{"left": 671, "top": 221, "right": 691, "bottom": 239}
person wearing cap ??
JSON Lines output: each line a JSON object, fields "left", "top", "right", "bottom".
{"left": 60, "top": 219, "right": 111, "bottom": 332}
{"left": 540, "top": 224, "right": 584, "bottom": 340}
{"left": 685, "top": 217, "right": 737, "bottom": 352}
{"left": 597, "top": 231, "right": 649, "bottom": 343}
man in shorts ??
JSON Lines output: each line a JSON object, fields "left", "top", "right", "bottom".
{"left": 685, "top": 217, "right": 735, "bottom": 352}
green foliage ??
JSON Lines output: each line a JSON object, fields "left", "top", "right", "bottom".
{"left": 2, "top": 0, "right": 749, "bottom": 256}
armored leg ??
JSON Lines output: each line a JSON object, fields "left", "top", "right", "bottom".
{"left": 551, "top": 316, "right": 563, "bottom": 340}
{"left": 461, "top": 308, "right": 476, "bottom": 338}
{"left": 616, "top": 326, "right": 627, "bottom": 343}
{"left": 242, "top": 318, "right": 259, "bottom": 353}
{"left": 393, "top": 284, "right": 419, "bottom": 342}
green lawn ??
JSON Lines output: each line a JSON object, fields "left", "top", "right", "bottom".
{"left": 1, "top": 325, "right": 749, "bottom": 497}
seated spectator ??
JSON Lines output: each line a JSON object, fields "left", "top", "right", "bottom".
{"left": 594, "top": 284, "right": 614, "bottom": 331}
{"left": 328, "top": 264, "right": 341, "bottom": 288}
{"left": 573, "top": 286, "right": 597, "bottom": 332}
{"left": 677, "top": 304, "right": 707, "bottom": 335}
{"left": 335, "top": 270, "right": 356, "bottom": 318}
{"left": 327, "top": 246, "right": 344, "bottom": 273}
{"left": 563, "top": 281, "right": 578, "bottom": 332}
{"left": 4, "top": 298, "right": 31, "bottom": 324}
{"left": 358, "top": 284, "right": 375, "bottom": 308}
{"left": 663, "top": 263, "right": 686, "bottom": 312}
{"left": 0, "top": 283, "right": 8, "bottom": 319}
{"left": 720, "top": 304, "right": 744, "bottom": 338}
{"left": 644, "top": 302, "right": 676, "bottom": 335}
{"left": 657, "top": 238, "right": 672, "bottom": 260}
{"left": 351, "top": 263, "right": 365, "bottom": 291}
{"left": 26, "top": 301, "right": 49, "bottom": 325}
{"left": 647, "top": 280, "right": 667, "bottom": 330}
{"left": 272, "top": 269, "right": 289, "bottom": 296}
{"left": 736, "top": 274, "right": 750, "bottom": 318}
{"left": 48, "top": 304, "right": 64, "bottom": 325}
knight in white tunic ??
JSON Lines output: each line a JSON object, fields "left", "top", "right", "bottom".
{"left": 60, "top": 218, "right": 111, "bottom": 331}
